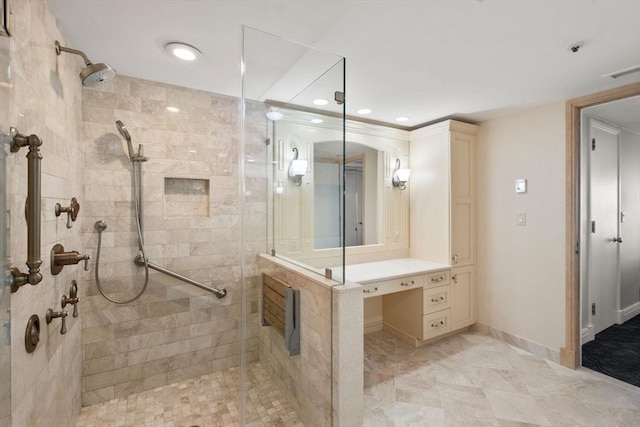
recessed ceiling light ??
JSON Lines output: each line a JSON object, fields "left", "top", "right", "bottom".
{"left": 311, "top": 118, "right": 323, "bottom": 124}
{"left": 395, "top": 116, "right": 409, "bottom": 122}
{"left": 166, "top": 106, "right": 180, "bottom": 113}
{"left": 313, "top": 98, "right": 329, "bottom": 106}
{"left": 165, "top": 42, "right": 202, "bottom": 61}
{"left": 357, "top": 108, "right": 371, "bottom": 115}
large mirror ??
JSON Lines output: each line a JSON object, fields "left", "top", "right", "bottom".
{"left": 270, "top": 107, "right": 410, "bottom": 271}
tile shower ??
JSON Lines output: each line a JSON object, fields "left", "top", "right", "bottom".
{"left": 79, "top": 75, "right": 256, "bottom": 406}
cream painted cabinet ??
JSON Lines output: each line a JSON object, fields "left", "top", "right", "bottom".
{"left": 450, "top": 132, "right": 476, "bottom": 267}
{"left": 451, "top": 266, "right": 475, "bottom": 329}
{"left": 409, "top": 120, "right": 478, "bottom": 339}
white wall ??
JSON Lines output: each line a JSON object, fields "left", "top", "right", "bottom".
{"left": 477, "top": 102, "right": 566, "bottom": 352}
{"left": 619, "top": 128, "right": 640, "bottom": 310}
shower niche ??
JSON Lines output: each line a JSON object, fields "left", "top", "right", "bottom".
{"left": 163, "top": 177, "right": 210, "bottom": 218}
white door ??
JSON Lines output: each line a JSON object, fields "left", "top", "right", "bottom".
{"left": 588, "top": 120, "right": 621, "bottom": 335}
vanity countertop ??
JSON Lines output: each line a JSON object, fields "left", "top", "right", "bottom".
{"left": 335, "top": 258, "right": 451, "bottom": 284}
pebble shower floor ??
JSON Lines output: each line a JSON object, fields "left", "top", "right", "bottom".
{"left": 75, "top": 362, "right": 303, "bottom": 427}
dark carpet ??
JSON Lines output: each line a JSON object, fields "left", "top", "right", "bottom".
{"left": 582, "top": 314, "right": 640, "bottom": 388}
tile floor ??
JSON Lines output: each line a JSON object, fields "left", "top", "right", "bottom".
{"left": 75, "top": 362, "right": 302, "bottom": 427}
{"left": 77, "top": 330, "right": 640, "bottom": 427}
{"left": 364, "top": 330, "right": 640, "bottom": 426}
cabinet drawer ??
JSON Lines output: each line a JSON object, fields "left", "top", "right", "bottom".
{"left": 423, "top": 285, "right": 451, "bottom": 314}
{"left": 424, "top": 270, "right": 450, "bottom": 288}
{"left": 423, "top": 309, "right": 451, "bottom": 339}
{"left": 362, "top": 275, "right": 424, "bottom": 298}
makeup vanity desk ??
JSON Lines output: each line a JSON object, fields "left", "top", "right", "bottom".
{"left": 338, "top": 258, "right": 474, "bottom": 346}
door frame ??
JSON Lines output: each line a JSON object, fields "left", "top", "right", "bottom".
{"left": 562, "top": 82, "right": 640, "bottom": 369}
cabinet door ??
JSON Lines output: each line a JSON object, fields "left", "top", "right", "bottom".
{"left": 451, "top": 266, "right": 475, "bottom": 330}
{"left": 450, "top": 132, "right": 475, "bottom": 266}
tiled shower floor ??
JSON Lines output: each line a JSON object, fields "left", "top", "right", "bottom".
{"left": 75, "top": 362, "right": 303, "bottom": 427}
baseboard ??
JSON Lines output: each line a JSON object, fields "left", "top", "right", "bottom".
{"left": 364, "top": 320, "right": 383, "bottom": 334}
{"left": 382, "top": 322, "right": 418, "bottom": 346}
{"left": 581, "top": 325, "right": 595, "bottom": 345}
{"left": 617, "top": 301, "right": 640, "bottom": 324}
{"left": 473, "top": 323, "right": 560, "bottom": 364}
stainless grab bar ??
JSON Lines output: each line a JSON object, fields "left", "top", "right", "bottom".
{"left": 8, "top": 127, "right": 43, "bottom": 293}
{"left": 134, "top": 255, "right": 226, "bottom": 298}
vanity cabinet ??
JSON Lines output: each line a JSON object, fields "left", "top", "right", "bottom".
{"left": 382, "top": 269, "right": 455, "bottom": 344}
{"left": 407, "top": 120, "right": 479, "bottom": 342}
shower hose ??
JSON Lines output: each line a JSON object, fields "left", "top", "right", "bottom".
{"left": 94, "top": 161, "right": 149, "bottom": 304}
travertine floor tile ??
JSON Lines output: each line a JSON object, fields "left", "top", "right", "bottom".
{"left": 364, "top": 330, "right": 640, "bottom": 427}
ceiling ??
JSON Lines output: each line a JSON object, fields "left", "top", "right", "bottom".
{"left": 46, "top": 0, "right": 640, "bottom": 128}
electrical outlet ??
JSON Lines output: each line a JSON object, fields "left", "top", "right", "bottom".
{"left": 516, "top": 212, "right": 527, "bottom": 226}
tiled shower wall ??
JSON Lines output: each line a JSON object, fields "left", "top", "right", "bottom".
{"left": 80, "top": 75, "right": 263, "bottom": 405}
{"left": 7, "top": 0, "right": 84, "bottom": 425}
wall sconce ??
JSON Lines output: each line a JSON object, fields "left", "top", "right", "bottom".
{"left": 392, "top": 158, "right": 410, "bottom": 190}
{"left": 289, "top": 147, "right": 308, "bottom": 186}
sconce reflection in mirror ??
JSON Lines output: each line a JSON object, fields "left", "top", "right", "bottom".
{"left": 289, "top": 147, "right": 308, "bottom": 186}
{"left": 392, "top": 158, "right": 411, "bottom": 191}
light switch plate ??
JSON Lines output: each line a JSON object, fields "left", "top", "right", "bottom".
{"left": 516, "top": 212, "right": 527, "bottom": 226}
{"left": 515, "top": 179, "right": 527, "bottom": 193}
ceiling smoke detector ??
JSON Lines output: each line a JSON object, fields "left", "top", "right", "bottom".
{"left": 568, "top": 41, "right": 584, "bottom": 53}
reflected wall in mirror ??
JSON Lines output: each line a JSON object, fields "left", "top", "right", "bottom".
{"left": 314, "top": 141, "right": 381, "bottom": 249}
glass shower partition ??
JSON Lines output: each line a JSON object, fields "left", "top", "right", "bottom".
{"left": 241, "top": 26, "right": 346, "bottom": 426}
{"left": 0, "top": 33, "right": 10, "bottom": 426}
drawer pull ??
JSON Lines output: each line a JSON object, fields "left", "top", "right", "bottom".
{"left": 430, "top": 275, "right": 446, "bottom": 283}
{"left": 430, "top": 296, "right": 445, "bottom": 303}
{"left": 400, "top": 280, "right": 415, "bottom": 287}
{"left": 431, "top": 320, "right": 445, "bottom": 328}
{"left": 363, "top": 287, "right": 378, "bottom": 294}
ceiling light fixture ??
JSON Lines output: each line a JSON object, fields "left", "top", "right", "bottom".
{"left": 266, "top": 109, "right": 283, "bottom": 121}
{"left": 166, "top": 106, "right": 180, "bottom": 113}
{"left": 602, "top": 64, "right": 640, "bottom": 79}
{"left": 313, "top": 98, "right": 329, "bottom": 106}
{"left": 395, "top": 116, "right": 409, "bottom": 122}
{"left": 165, "top": 42, "right": 202, "bottom": 61}
{"left": 310, "top": 118, "right": 323, "bottom": 124}
{"left": 357, "top": 108, "right": 371, "bottom": 115}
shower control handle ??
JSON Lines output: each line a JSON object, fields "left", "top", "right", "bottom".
{"left": 46, "top": 309, "right": 67, "bottom": 335}
{"left": 612, "top": 236, "right": 623, "bottom": 243}
{"left": 61, "top": 280, "right": 79, "bottom": 318}
{"left": 55, "top": 197, "right": 80, "bottom": 229}
{"left": 51, "top": 244, "right": 91, "bottom": 275}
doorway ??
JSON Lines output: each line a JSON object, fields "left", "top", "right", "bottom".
{"left": 578, "top": 96, "right": 640, "bottom": 387}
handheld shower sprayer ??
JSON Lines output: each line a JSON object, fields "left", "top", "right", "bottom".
{"left": 115, "top": 120, "right": 147, "bottom": 162}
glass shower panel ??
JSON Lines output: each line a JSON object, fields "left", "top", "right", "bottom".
{"left": 0, "top": 34, "right": 11, "bottom": 425}
{"left": 241, "top": 26, "right": 345, "bottom": 426}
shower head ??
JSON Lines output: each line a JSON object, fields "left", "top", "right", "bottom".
{"left": 115, "top": 120, "right": 136, "bottom": 161}
{"left": 55, "top": 40, "right": 116, "bottom": 87}
{"left": 80, "top": 63, "right": 116, "bottom": 87}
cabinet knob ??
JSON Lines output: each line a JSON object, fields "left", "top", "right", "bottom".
{"left": 452, "top": 274, "right": 458, "bottom": 284}
{"left": 452, "top": 254, "right": 459, "bottom": 264}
